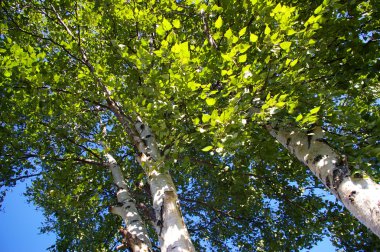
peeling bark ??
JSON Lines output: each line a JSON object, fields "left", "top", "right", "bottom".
{"left": 267, "top": 125, "right": 380, "bottom": 238}
{"left": 105, "top": 91, "right": 195, "bottom": 251}
{"left": 134, "top": 118, "right": 196, "bottom": 252}
{"left": 106, "top": 153, "right": 152, "bottom": 252}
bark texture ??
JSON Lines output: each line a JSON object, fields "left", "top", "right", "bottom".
{"left": 104, "top": 90, "right": 195, "bottom": 251}
{"left": 267, "top": 125, "right": 380, "bottom": 238}
{"left": 134, "top": 118, "right": 196, "bottom": 252}
{"left": 106, "top": 153, "right": 152, "bottom": 252}
{"left": 58, "top": 26, "right": 194, "bottom": 249}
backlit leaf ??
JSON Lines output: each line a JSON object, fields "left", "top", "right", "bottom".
{"left": 215, "top": 16, "right": 223, "bottom": 29}
{"left": 310, "top": 106, "right": 320, "bottom": 114}
{"left": 202, "top": 146, "right": 213, "bottom": 152}
{"left": 280, "top": 41, "right": 292, "bottom": 51}
{"left": 206, "top": 98, "right": 216, "bottom": 106}
{"left": 250, "top": 33, "right": 258, "bottom": 43}
{"left": 162, "top": 18, "right": 172, "bottom": 31}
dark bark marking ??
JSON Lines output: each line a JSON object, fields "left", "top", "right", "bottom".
{"left": 348, "top": 190, "right": 357, "bottom": 203}
{"left": 315, "top": 138, "right": 334, "bottom": 149}
{"left": 140, "top": 124, "right": 145, "bottom": 131}
{"left": 325, "top": 176, "right": 331, "bottom": 189}
{"left": 158, "top": 200, "right": 164, "bottom": 236}
{"left": 114, "top": 183, "right": 123, "bottom": 190}
{"left": 142, "top": 139, "right": 148, "bottom": 146}
{"left": 332, "top": 169, "right": 343, "bottom": 191}
{"left": 332, "top": 155, "right": 350, "bottom": 191}
{"left": 286, "top": 137, "right": 291, "bottom": 146}
{"left": 313, "top": 155, "right": 323, "bottom": 165}
{"left": 130, "top": 219, "right": 139, "bottom": 224}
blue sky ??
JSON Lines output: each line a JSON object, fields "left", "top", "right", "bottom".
{"left": 0, "top": 181, "right": 55, "bottom": 252}
{"left": 0, "top": 181, "right": 336, "bottom": 251}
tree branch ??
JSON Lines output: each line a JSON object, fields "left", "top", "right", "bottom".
{"left": 3, "top": 8, "right": 86, "bottom": 65}
{"left": 0, "top": 172, "right": 43, "bottom": 187}
{"left": 200, "top": 10, "right": 218, "bottom": 50}
{"left": 50, "top": 4, "right": 76, "bottom": 39}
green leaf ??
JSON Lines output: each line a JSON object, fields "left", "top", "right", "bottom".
{"left": 224, "top": 28, "right": 233, "bottom": 39}
{"left": 276, "top": 102, "right": 285, "bottom": 108}
{"left": 202, "top": 146, "right": 213, "bottom": 152}
{"left": 279, "top": 94, "right": 288, "bottom": 102}
{"left": 265, "top": 55, "right": 270, "bottom": 64}
{"left": 238, "top": 44, "right": 251, "bottom": 53}
{"left": 310, "top": 106, "right": 320, "bottom": 114}
{"left": 171, "top": 41, "right": 190, "bottom": 64}
{"left": 314, "top": 5, "right": 323, "bottom": 15}
{"left": 238, "top": 54, "right": 247, "bottom": 63}
{"left": 266, "top": 93, "right": 271, "bottom": 101}
{"left": 290, "top": 59, "right": 298, "bottom": 67}
{"left": 162, "top": 18, "right": 172, "bottom": 31}
{"left": 188, "top": 81, "right": 200, "bottom": 91}
{"left": 156, "top": 25, "right": 166, "bottom": 36}
{"left": 239, "top": 27, "right": 247, "bottom": 37}
{"left": 53, "top": 74, "right": 60, "bottom": 82}
{"left": 280, "top": 41, "right": 292, "bottom": 51}
{"left": 202, "top": 113, "right": 211, "bottom": 123}
{"left": 193, "top": 117, "right": 200, "bottom": 125}
{"left": 211, "top": 109, "right": 219, "bottom": 121}
{"left": 4, "top": 71, "right": 12, "bottom": 77}
{"left": 215, "top": 16, "right": 223, "bottom": 29}
{"left": 296, "top": 114, "right": 303, "bottom": 122}
{"left": 78, "top": 73, "right": 86, "bottom": 79}
{"left": 206, "top": 98, "right": 216, "bottom": 106}
{"left": 250, "top": 33, "right": 258, "bottom": 43}
{"left": 173, "top": 19, "right": 181, "bottom": 28}
{"left": 264, "top": 25, "right": 271, "bottom": 35}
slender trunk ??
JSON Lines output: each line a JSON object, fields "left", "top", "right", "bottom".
{"left": 267, "top": 125, "right": 380, "bottom": 238}
{"left": 106, "top": 153, "right": 152, "bottom": 252}
{"left": 134, "top": 118, "right": 196, "bottom": 252}
{"left": 105, "top": 92, "right": 195, "bottom": 251}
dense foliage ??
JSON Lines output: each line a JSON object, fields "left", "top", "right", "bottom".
{"left": 1, "top": 0, "right": 379, "bottom": 251}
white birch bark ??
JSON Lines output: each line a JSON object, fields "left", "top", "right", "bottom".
{"left": 106, "top": 153, "right": 152, "bottom": 252}
{"left": 267, "top": 125, "right": 380, "bottom": 238}
{"left": 75, "top": 34, "right": 193, "bottom": 250}
{"left": 134, "top": 117, "right": 195, "bottom": 252}
{"left": 104, "top": 91, "right": 195, "bottom": 251}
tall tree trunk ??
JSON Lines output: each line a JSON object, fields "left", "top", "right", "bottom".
{"left": 106, "top": 153, "right": 152, "bottom": 252}
{"left": 105, "top": 92, "right": 195, "bottom": 251}
{"left": 267, "top": 125, "right": 380, "bottom": 238}
{"left": 134, "top": 118, "right": 195, "bottom": 251}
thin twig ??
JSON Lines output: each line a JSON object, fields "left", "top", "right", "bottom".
{"left": 3, "top": 8, "right": 85, "bottom": 65}
{"left": 50, "top": 4, "right": 76, "bottom": 39}
{"left": 1, "top": 172, "right": 43, "bottom": 187}
{"left": 200, "top": 10, "right": 218, "bottom": 50}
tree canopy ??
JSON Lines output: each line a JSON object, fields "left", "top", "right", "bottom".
{"left": 1, "top": 0, "right": 379, "bottom": 251}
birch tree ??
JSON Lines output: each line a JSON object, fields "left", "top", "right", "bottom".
{"left": 1, "top": 0, "right": 379, "bottom": 251}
